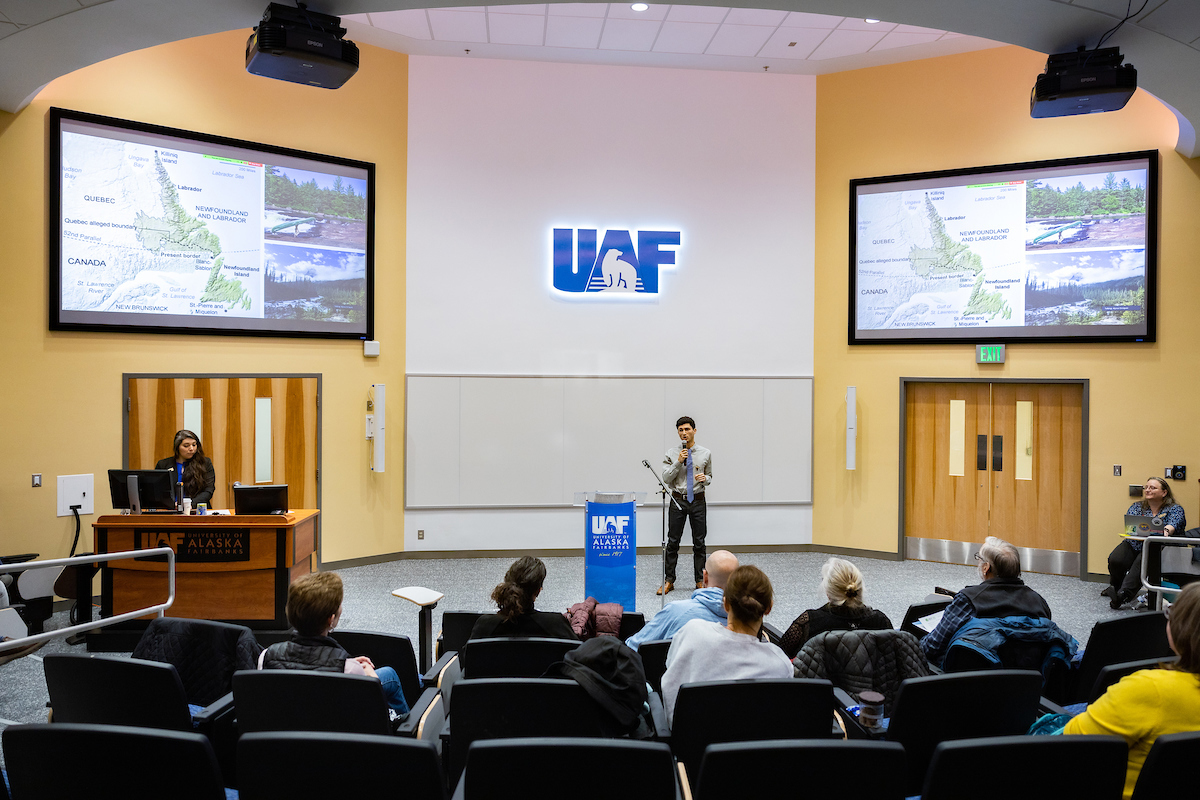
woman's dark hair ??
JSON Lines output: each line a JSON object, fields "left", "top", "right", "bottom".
{"left": 491, "top": 556, "right": 547, "bottom": 621}
{"left": 1140, "top": 476, "right": 1177, "bottom": 512}
{"left": 724, "top": 564, "right": 774, "bottom": 626}
{"left": 1169, "top": 582, "right": 1200, "bottom": 673}
{"left": 173, "top": 429, "right": 209, "bottom": 498}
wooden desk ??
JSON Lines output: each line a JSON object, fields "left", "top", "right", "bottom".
{"left": 92, "top": 510, "right": 318, "bottom": 629}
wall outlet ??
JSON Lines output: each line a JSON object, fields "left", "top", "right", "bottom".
{"left": 57, "top": 473, "right": 94, "bottom": 517}
{"left": 32, "top": 473, "right": 42, "bottom": 487}
{"left": 417, "top": 529, "right": 425, "bottom": 540}
{"left": 1113, "top": 465, "right": 1121, "bottom": 477}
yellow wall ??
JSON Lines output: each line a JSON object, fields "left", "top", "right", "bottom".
{"left": 814, "top": 46, "right": 1200, "bottom": 575}
{"left": 0, "top": 30, "right": 408, "bottom": 564}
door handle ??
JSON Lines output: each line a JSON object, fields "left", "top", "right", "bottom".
{"left": 992, "top": 435, "right": 1003, "bottom": 471}
{"left": 977, "top": 435, "right": 988, "bottom": 471}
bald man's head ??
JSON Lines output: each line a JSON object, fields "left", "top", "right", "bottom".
{"left": 703, "top": 550, "right": 739, "bottom": 589}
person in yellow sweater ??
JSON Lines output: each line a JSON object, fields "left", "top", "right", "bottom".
{"left": 1064, "top": 581, "right": 1200, "bottom": 799}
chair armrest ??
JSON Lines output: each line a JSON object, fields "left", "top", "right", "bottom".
{"left": 1038, "top": 696, "right": 1070, "bottom": 716}
{"left": 192, "top": 691, "right": 235, "bottom": 728}
{"left": 450, "top": 769, "right": 467, "bottom": 800}
{"left": 648, "top": 690, "right": 670, "bottom": 742}
{"left": 394, "top": 687, "right": 445, "bottom": 742}
{"left": 676, "top": 760, "right": 692, "bottom": 800}
{"left": 424, "top": 650, "right": 457, "bottom": 686}
{"left": 833, "top": 687, "right": 875, "bottom": 740}
{"left": 761, "top": 621, "right": 783, "bottom": 645}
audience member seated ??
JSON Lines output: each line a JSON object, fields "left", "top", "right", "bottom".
{"left": 1065, "top": 581, "right": 1200, "bottom": 800}
{"left": 660, "top": 564, "right": 792, "bottom": 722}
{"left": 920, "top": 536, "right": 1051, "bottom": 669}
{"left": 1107, "top": 477, "right": 1186, "bottom": 610}
{"left": 779, "top": 557, "right": 893, "bottom": 659}
{"left": 624, "top": 550, "right": 739, "bottom": 651}
{"left": 468, "top": 555, "right": 578, "bottom": 641}
{"left": 258, "top": 571, "right": 416, "bottom": 716}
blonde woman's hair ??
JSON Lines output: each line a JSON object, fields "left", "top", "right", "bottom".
{"left": 821, "top": 557, "right": 865, "bottom": 608}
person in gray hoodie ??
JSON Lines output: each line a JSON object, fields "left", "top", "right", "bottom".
{"left": 625, "top": 550, "right": 738, "bottom": 651}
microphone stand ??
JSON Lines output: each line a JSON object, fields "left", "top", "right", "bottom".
{"left": 642, "top": 459, "right": 682, "bottom": 610}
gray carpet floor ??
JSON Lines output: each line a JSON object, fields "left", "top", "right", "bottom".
{"left": 0, "top": 549, "right": 1142, "bottom": 768}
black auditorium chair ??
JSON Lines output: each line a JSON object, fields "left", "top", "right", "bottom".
{"left": 454, "top": 737, "right": 676, "bottom": 800}
{"left": 232, "top": 669, "right": 446, "bottom": 742}
{"left": 1131, "top": 730, "right": 1200, "bottom": 800}
{"left": 794, "top": 628, "right": 930, "bottom": 715}
{"left": 460, "top": 636, "right": 580, "bottom": 678}
{"left": 692, "top": 739, "right": 907, "bottom": 800}
{"left": 669, "top": 679, "right": 836, "bottom": 781}
{"left": 1059, "top": 612, "right": 1173, "bottom": 704}
{"left": 921, "top": 735, "right": 1127, "bottom": 800}
{"left": 899, "top": 595, "right": 953, "bottom": 639}
{"left": 44, "top": 653, "right": 230, "bottom": 733}
{"left": 617, "top": 611, "right": 646, "bottom": 640}
{"left": 130, "top": 617, "right": 261, "bottom": 782}
{"left": 446, "top": 678, "right": 611, "bottom": 781}
{"left": 3, "top": 723, "right": 227, "bottom": 800}
{"left": 636, "top": 639, "right": 671, "bottom": 694}
{"left": 1088, "top": 655, "right": 1180, "bottom": 704}
{"left": 436, "top": 611, "right": 485, "bottom": 659}
{"left": 238, "top": 731, "right": 446, "bottom": 800}
{"left": 331, "top": 629, "right": 437, "bottom": 713}
{"left": 860, "top": 670, "right": 1044, "bottom": 796}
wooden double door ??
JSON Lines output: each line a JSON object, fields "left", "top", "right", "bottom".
{"left": 904, "top": 381, "right": 1084, "bottom": 561}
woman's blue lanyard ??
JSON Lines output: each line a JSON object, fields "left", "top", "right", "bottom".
{"left": 175, "top": 462, "right": 185, "bottom": 485}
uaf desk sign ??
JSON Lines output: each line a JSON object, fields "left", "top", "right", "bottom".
{"left": 585, "top": 500, "right": 636, "bottom": 610}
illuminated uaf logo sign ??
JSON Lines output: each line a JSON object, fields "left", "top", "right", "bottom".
{"left": 552, "top": 228, "right": 681, "bottom": 295}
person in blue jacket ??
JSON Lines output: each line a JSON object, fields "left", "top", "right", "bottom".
{"left": 624, "top": 550, "right": 738, "bottom": 651}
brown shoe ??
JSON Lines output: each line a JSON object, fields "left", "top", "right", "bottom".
{"left": 656, "top": 581, "right": 674, "bottom": 595}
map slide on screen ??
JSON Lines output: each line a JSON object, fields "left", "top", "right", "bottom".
{"left": 60, "top": 132, "right": 263, "bottom": 319}
{"left": 856, "top": 181, "right": 1026, "bottom": 331}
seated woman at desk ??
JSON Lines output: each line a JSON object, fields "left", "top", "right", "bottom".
{"left": 155, "top": 429, "right": 216, "bottom": 507}
{"left": 1106, "top": 477, "right": 1185, "bottom": 609}
{"left": 468, "top": 556, "right": 577, "bottom": 641}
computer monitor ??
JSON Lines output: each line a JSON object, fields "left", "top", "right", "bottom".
{"left": 108, "top": 469, "right": 178, "bottom": 513}
{"left": 233, "top": 484, "right": 289, "bottom": 515}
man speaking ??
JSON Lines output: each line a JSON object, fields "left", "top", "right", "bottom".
{"left": 659, "top": 416, "right": 712, "bottom": 595}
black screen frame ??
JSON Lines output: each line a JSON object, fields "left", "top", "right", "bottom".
{"left": 848, "top": 150, "right": 1158, "bottom": 346}
{"left": 108, "top": 469, "right": 178, "bottom": 512}
{"left": 49, "top": 106, "right": 375, "bottom": 341}
{"left": 233, "top": 484, "right": 290, "bottom": 515}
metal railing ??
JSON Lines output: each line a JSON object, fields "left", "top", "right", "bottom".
{"left": 0, "top": 548, "right": 175, "bottom": 654}
{"left": 1140, "top": 535, "right": 1199, "bottom": 610}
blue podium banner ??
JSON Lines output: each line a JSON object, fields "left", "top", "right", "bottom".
{"left": 585, "top": 500, "right": 636, "bottom": 611}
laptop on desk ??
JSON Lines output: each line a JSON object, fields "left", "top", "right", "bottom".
{"left": 1124, "top": 515, "right": 1164, "bottom": 538}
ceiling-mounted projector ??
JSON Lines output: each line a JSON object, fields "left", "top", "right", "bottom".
{"left": 1030, "top": 47, "right": 1136, "bottom": 118}
{"left": 246, "top": 2, "right": 359, "bottom": 89}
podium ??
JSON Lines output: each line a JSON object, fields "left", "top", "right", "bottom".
{"left": 573, "top": 492, "right": 646, "bottom": 611}
{"left": 87, "top": 510, "right": 319, "bottom": 648}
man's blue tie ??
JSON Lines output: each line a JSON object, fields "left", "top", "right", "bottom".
{"left": 685, "top": 446, "right": 694, "bottom": 502}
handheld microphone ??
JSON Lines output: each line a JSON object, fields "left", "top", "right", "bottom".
{"left": 642, "top": 459, "right": 651, "bottom": 468}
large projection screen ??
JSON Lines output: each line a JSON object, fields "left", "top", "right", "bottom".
{"left": 50, "top": 107, "right": 374, "bottom": 340}
{"left": 850, "top": 150, "right": 1157, "bottom": 345}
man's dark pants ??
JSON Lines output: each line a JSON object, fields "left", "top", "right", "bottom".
{"left": 665, "top": 492, "right": 707, "bottom": 584}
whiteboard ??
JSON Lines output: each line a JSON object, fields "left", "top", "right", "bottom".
{"left": 405, "top": 376, "right": 812, "bottom": 508}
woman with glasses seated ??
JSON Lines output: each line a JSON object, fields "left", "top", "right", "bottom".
{"left": 1064, "top": 581, "right": 1200, "bottom": 799}
{"left": 1105, "top": 477, "right": 1186, "bottom": 610}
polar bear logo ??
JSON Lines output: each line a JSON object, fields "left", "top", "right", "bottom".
{"left": 597, "top": 248, "right": 639, "bottom": 292}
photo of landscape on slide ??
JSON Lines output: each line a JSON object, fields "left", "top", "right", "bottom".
{"left": 1024, "top": 169, "right": 1146, "bottom": 252}
{"left": 264, "top": 243, "right": 366, "bottom": 323}
{"left": 263, "top": 165, "right": 368, "bottom": 251}
{"left": 1023, "top": 248, "right": 1145, "bottom": 327}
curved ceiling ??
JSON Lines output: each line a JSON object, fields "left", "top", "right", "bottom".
{"left": 1, "top": 0, "right": 1197, "bottom": 156}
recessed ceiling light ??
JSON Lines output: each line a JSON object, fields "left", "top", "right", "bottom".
{"left": 864, "top": 18, "right": 880, "bottom": 24}
{"left": 631, "top": 3, "right": 649, "bottom": 11}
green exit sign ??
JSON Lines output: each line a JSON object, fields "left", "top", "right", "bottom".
{"left": 976, "top": 344, "right": 1006, "bottom": 364}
